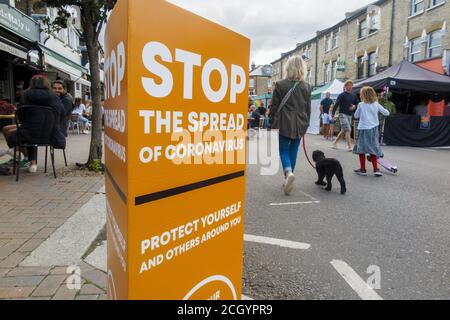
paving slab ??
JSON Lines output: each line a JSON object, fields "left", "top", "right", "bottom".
{"left": 84, "top": 241, "right": 107, "bottom": 272}
{"left": 20, "top": 190, "right": 106, "bottom": 267}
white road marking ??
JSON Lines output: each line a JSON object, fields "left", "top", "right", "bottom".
{"left": 270, "top": 201, "right": 320, "bottom": 206}
{"left": 416, "top": 148, "right": 437, "bottom": 152}
{"left": 298, "top": 190, "right": 319, "bottom": 202}
{"left": 241, "top": 294, "right": 254, "bottom": 300}
{"left": 244, "top": 234, "right": 311, "bottom": 250}
{"left": 330, "top": 260, "right": 383, "bottom": 300}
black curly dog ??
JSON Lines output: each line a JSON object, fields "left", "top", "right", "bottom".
{"left": 312, "top": 150, "right": 346, "bottom": 195}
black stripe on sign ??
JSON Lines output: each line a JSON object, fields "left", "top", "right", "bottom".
{"left": 135, "top": 171, "right": 245, "bottom": 206}
{"left": 105, "top": 167, "right": 127, "bottom": 204}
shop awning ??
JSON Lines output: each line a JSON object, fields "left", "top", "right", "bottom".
{"left": 0, "top": 35, "right": 27, "bottom": 59}
{"left": 311, "top": 79, "right": 344, "bottom": 100}
{"left": 70, "top": 74, "right": 91, "bottom": 87}
{"left": 40, "top": 44, "right": 88, "bottom": 78}
{"left": 0, "top": 3, "right": 40, "bottom": 43}
{"left": 254, "top": 93, "right": 272, "bottom": 101}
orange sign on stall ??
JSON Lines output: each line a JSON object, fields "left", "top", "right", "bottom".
{"left": 104, "top": 0, "right": 250, "bottom": 300}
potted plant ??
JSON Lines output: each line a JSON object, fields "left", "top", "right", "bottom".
{"left": 0, "top": 100, "right": 15, "bottom": 115}
{"left": 377, "top": 87, "right": 396, "bottom": 144}
{"left": 0, "top": 100, "right": 16, "bottom": 130}
{"left": 378, "top": 88, "right": 396, "bottom": 115}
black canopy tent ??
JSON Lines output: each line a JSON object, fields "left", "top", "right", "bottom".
{"left": 353, "top": 60, "right": 450, "bottom": 94}
{"left": 353, "top": 60, "right": 450, "bottom": 148}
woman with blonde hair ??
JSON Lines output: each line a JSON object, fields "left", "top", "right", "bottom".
{"left": 353, "top": 86, "right": 390, "bottom": 177}
{"left": 269, "top": 55, "right": 311, "bottom": 195}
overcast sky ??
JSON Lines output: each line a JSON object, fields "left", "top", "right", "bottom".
{"left": 167, "top": 0, "right": 374, "bottom": 65}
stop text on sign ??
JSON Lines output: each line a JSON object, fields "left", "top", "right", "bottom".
{"left": 141, "top": 41, "right": 246, "bottom": 103}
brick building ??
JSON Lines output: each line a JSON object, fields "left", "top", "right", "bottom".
{"left": 249, "top": 64, "right": 273, "bottom": 96}
{"left": 272, "top": 0, "right": 450, "bottom": 86}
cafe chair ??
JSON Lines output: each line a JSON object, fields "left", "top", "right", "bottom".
{"left": 12, "top": 106, "right": 58, "bottom": 182}
{"left": 69, "top": 114, "right": 82, "bottom": 135}
{"left": 44, "top": 145, "right": 68, "bottom": 172}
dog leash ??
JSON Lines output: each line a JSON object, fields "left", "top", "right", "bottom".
{"left": 302, "top": 135, "right": 316, "bottom": 169}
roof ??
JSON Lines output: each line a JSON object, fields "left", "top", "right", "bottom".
{"left": 353, "top": 60, "right": 450, "bottom": 93}
{"left": 317, "top": 0, "right": 388, "bottom": 36}
{"left": 250, "top": 65, "right": 272, "bottom": 77}
{"left": 271, "top": 0, "right": 390, "bottom": 65}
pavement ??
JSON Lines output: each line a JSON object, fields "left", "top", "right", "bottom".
{"left": 0, "top": 133, "right": 107, "bottom": 300}
{"left": 1, "top": 130, "right": 449, "bottom": 300}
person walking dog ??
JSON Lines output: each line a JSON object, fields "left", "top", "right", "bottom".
{"left": 269, "top": 55, "right": 311, "bottom": 195}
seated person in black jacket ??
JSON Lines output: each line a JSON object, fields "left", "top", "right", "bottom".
{"left": 52, "top": 80, "right": 74, "bottom": 137}
{"left": 5, "top": 75, "right": 65, "bottom": 173}
{"left": 248, "top": 106, "right": 261, "bottom": 129}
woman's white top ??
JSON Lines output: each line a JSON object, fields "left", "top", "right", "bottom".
{"left": 354, "top": 102, "right": 390, "bottom": 130}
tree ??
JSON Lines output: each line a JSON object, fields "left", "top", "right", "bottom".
{"left": 35, "top": 0, "right": 117, "bottom": 169}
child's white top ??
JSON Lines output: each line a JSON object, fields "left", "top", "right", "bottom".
{"left": 354, "top": 102, "right": 390, "bottom": 130}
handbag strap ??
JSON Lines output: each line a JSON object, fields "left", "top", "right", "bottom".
{"left": 276, "top": 81, "right": 299, "bottom": 114}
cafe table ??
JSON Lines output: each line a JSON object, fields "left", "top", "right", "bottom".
{"left": 0, "top": 115, "right": 14, "bottom": 119}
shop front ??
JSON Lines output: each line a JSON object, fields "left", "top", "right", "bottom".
{"left": 0, "top": 1, "right": 41, "bottom": 129}
{"left": 354, "top": 60, "right": 450, "bottom": 147}
{"left": 416, "top": 57, "right": 445, "bottom": 75}
{"left": 40, "top": 44, "right": 89, "bottom": 99}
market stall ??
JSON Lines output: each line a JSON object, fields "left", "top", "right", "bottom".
{"left": 308, "top": 79, "right": 344, "bottom": 135}
{"left": 353, "top": 60, "right": 450, "bottom": 147}
{"left": 254, "top": 93, "right": 272, "bottom": 110}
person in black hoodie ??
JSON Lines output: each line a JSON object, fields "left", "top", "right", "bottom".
{"left": 52, "top": 80, "right": 74, "bottom": 137}
{"left": 4, "top": 75, "right": 65, "bottom": 173}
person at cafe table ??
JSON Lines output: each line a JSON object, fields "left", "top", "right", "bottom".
{"left": 0, "top": 75, "right": 66, "bottom": 173}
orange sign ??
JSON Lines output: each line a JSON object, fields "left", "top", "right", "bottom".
{"left": 104, "top": 0, "right": 250, "bottom": 300}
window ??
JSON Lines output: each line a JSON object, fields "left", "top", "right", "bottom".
{"left": 359, "top": 19, "right": 368, "bottom": 38}
{"left": 332, "top": 61, "right": 338, "bottom": 80}
{"left": 408, "top": 37, "right": 422, "bottom": 62}
{"left": 326, "top": 32, "right": 339, "bottom": 51}
{"left": 57, "top": 29, "right": 65, "bottom": 42}
{"left": 324, "top": 63, "right": 331, "bottom": 83}
{"left": 48, "top": 8, "right": 57, "bottom": 22}
{"left": 268, "top": 79, "right": 273, "bottom": 89}
{"left": 303, "top": 45, "right": 312, "bottom": 60}
{"left": 368, "top": 52, "right": 377, "bottom": 76}
{"left": 325, "top": 35, "right": 332, "bottom": 52}
{"left": 429, "top": 0, "right": 444, "bottom": 8}
{"left": 0, "top": 61, "right": 11, "bottom": 102}
{"left": 411, "top": 0, "right": 424, "bottom": 15}
{"left": 427, "top": 30, "right": 442, "bottom": 58}
{"left": 369, "top": 12, "right": 380, "bottom": 33}
{"left": 68, "top": 29, "right": 79, "bottom": 48}
{"left": 357, "top": 56, "right": 365, "bottom": 79}
{"left": 249, "top": 78, "right": 255, "bottom": 88}
{"left": 332, "top": 32, "right": 339, "bottom": 49}
{"left": 67, "top": 28, "right": 72, "bottom": 47}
